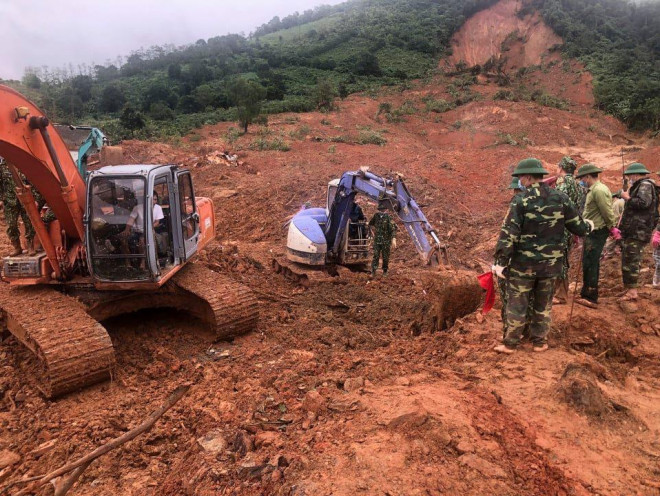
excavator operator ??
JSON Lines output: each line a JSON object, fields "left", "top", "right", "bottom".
{"left": 120, "top": 189, "right": 164, "bottom": 255}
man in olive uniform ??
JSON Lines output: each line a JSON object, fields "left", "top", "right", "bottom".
{"left": 369, "top": 201, "right": 397, "bottom": 276}
{"left": 575, "top": 164, "right": 616, "bottom": 308}
{"left": 493, "top": 158, "right": 593, "bottom": 354}
{"left": 498, "top": 177, "right": 526, "bottom": 337}
{"left": 0, "top": 160, "right": 36, "bottom": 256}
{"left": 554, "top": 156, "right": 584, "bottom": 303}
{"left": 619, "top": 162, "right": 659, "bottom": 300}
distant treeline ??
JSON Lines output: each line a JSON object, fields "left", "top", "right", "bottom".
{"left": 7, "top": 0, "right": 659, "bottom": 140}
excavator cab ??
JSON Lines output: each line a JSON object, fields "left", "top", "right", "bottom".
{"left": 86, "top": 164, "right": 204, "bottom": 284}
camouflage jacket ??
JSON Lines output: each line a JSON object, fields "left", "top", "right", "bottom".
{"left": 495, "top": 182, "right": 591, "bottom": 278}
{"left": 556, "top": 174, "right": 584, "bottom": 211}
{"left": 0, "top": 164, "right": 18, "bottom": 206}
{"left": 620, "top": 178, "right": 659, "bottom": 243}
{"left": 369, "top": 212, "right": 397, "bottom": 245}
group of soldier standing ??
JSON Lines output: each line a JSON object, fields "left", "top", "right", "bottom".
{"left": 493, "top": 156, "right": 660, "bottom": 354}
{"left": 0, "top": 160, "right": 52, "bottom": 257}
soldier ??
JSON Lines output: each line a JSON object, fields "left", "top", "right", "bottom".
{"left": 574, "top": 164, "right": 616, "bottom": 308}
{"left": 368, "top": 201, "right": 397, "bottom": 276}
{"left": 602, "top": 191, "right": 626, "bottom": 259}
{"left": 619, "top": 163, "right": 659, "bottom": 300}
{"left": 498, "top": 177, "right": 525, "bottom": 337}
{"left": 554, "top": 156, "right": 584, "bottom": 304}
{"left": 653, "top": 221, "right": 660, "bottom": 289}
{"left": 493, "top": 158, "right": 592, "bottom": 354}
{"left": 0, "top": 160, "right": 36, "bottom": 256}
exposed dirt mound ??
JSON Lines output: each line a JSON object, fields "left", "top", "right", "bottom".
{"left": 450, "top": 0, "right": 562, "bottom": 68}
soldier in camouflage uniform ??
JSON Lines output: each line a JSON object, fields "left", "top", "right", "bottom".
{"left": 0, "top": 161, "right": 36, "bottom": 256}
{"left": 619, "top": 163, "right": 659, "bottom": 300}
{"left": 369, "top": 201, "right": 397, "bottom": 276}
{"left": 553, "top": 156, "right": 583, "bottom": 304}
{"left": 493, "top": 158, "right": 592, "bottom": 354}
{"left": 498, "top": 177, "right": 526, "bottom": 337}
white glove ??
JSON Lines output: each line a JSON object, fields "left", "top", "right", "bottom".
{"left": 491, "top": 264, "right": 506, "bottom": 279}
{"left": 391, "top": 238, "right": 397, "bottom": 249}
{"left": 584, "top": 219, "right": 595, "bottom": 232}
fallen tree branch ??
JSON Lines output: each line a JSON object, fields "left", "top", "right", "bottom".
{"left": 53, "top": 460, "right": 92, "bottom": 496}
{"left": 9, "top": 383, "right": 190, "bottom": 496}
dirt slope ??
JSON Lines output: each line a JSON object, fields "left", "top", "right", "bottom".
{"left": 1, "top": 3, "right": 660, "bottom": 495}
{"left": 450, "top": 0, "right": 562, "bottom": 68}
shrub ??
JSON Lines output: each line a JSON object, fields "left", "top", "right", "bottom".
{"left": 357, "top": 130, "right": 387, "bottom": 146}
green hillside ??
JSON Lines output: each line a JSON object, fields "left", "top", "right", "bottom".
{"left": 3, "top": 0, "right": 659, "bottom": 140}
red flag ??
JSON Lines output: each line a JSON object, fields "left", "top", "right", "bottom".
{"left": 477, "top": 271, "right": 496, "bottom": 314}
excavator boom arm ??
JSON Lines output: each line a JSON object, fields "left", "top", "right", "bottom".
{"left": 0, "top": 85, "right": 87, "bottom": 240}
{"left": 325, "top": 170, "right": 444, "bottom": 264}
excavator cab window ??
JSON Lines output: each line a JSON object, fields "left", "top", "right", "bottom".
{"left": 153, "top": 178, "right": 174, "bottom": 270}
{"left": 88, "top": 176, "right": 150, "bottom": 281}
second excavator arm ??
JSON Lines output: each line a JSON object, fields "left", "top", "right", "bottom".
{"left": 325, "top": 169, "right": 447, "bottom": 265}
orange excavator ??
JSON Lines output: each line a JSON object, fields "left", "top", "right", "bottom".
{"left": 0, "top": 85, "right": 258, "bottom": 398}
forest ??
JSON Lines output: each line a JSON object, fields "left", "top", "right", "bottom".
{"left": 4, "top": 0, "right": 659, "bottom": 139}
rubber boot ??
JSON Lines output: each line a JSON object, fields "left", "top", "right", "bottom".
{"left": 26, "top": 238, "right": 36, "bottom": 256}
{"left": 9, "top": 239, "right": 22, "bottom": 256}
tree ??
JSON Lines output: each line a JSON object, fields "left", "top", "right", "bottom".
{"left": 192, "top": 84, "right": 216, "bottom": 109}
{"left": 22, "top": 73, "right": 41, "bottom": 89}
{"left": 149, "top": 102, "right": 175, "bottom": 121}
{"left": 167, "top": 63, "right": 182, "bottom": 80}
{"left": 354, "top": 51, "right": 382, "bottom": 76}
{"left": 71, "top": 75, "right": 94, "bottom": 102}
{"left": 314, "top": 79, "right": 336, "bottom": 111}
{"left": 120, "top": 104, "right": 146, "bottom": 135}
{"left": 142, "top": 80, "right": 178, "bottom": 110}
{"left": 99, "top": 85, "right": 125, "bottom": 113}
{"left": 227, "top": 78, "right": 267, "bottom": 133}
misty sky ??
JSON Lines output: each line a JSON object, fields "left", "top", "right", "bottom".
{"left": 0, "top": 0, "right": 345, "bottom": 80}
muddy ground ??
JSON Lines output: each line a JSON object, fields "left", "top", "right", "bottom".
{"left": 2, "top": 3, "right": 660, "bottom": 494}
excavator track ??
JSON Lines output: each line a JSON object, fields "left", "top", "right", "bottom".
{"left": 0, "top": 285, "right": 115, "bottom": 398}
{"left": 170, "top": 263, "right": 259, "bottom": 339}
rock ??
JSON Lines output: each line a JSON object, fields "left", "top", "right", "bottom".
{"left": 343, "top": 377, "right": 365, "bottom": 392}
{"left": 619, "top": 301, "right": 639, "bottom": 314}
{"left": 454, "top": 440, "right": 475, "bottom": 455}
{"left": 458, "top": 454, "right": 507, "bottom": 479}
{"left": 394, "top": 376, "right": 411, "bottom": 386}
{"left": 254, "top": 431, "right": 283, "bottom": 448}
{"left": 558, "top": 363, "right": 612, "bottom": 417}
{"left": 640, "top": 324, "right": 654, "bottom": 335}
{"left": 302, "top": 390, "right": 326, "bottom": 414}
{"left": 0, "top": 450, "right": 20, "bottom": 469}
{"left": 271, "top": 469, "right": 282, "bottom": 482}
{"left": 197, "top": 430, "right": 227, "bottom": 454}
{"left": 388, "top": 410, "right": 431, "bottom": 430}
{"left": 29, "top": 439, "right": 57, "bottom": 458}
{"left": 228, "top": 430, "right": 254, "bottom": 456}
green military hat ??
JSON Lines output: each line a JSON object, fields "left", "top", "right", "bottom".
{"left": 508, "top": 177, "right": 522, "bottom": 189}
{"left": 575, "top": 163, "right": 602, "bottom": 178}
{"left": 558, "top": 156, "right": 577, "bottom": 173}
{"left": 511, "top": 158, "right": 548, "bottom": 177}
{"left": 624, "top": 162, "right": 650, "bottom": 175}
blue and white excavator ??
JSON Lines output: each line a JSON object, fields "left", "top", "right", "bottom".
{"left": 281, "top": 168, "right": 447, "bottom": 275}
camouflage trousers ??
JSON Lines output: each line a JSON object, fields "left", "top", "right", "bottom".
{"left": 503, "top": 275, "right": 555, "bottom": 347}
{"left": 498, "top": 277, "right": 533, "bottom": 338}
{"left": 581, "top": 228, "right": 608, "bottom": 303}
{"left": 371, "top": 240, "right": 391, "bottom": 273}
{"left": 653, "top": 246, "right": 660, "bottom": 285}
{"left": 4, "top": 202, "right": 35, "bottom": 243}
{"left": 622, "top": 238, "right": 647, "bottom": 288}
